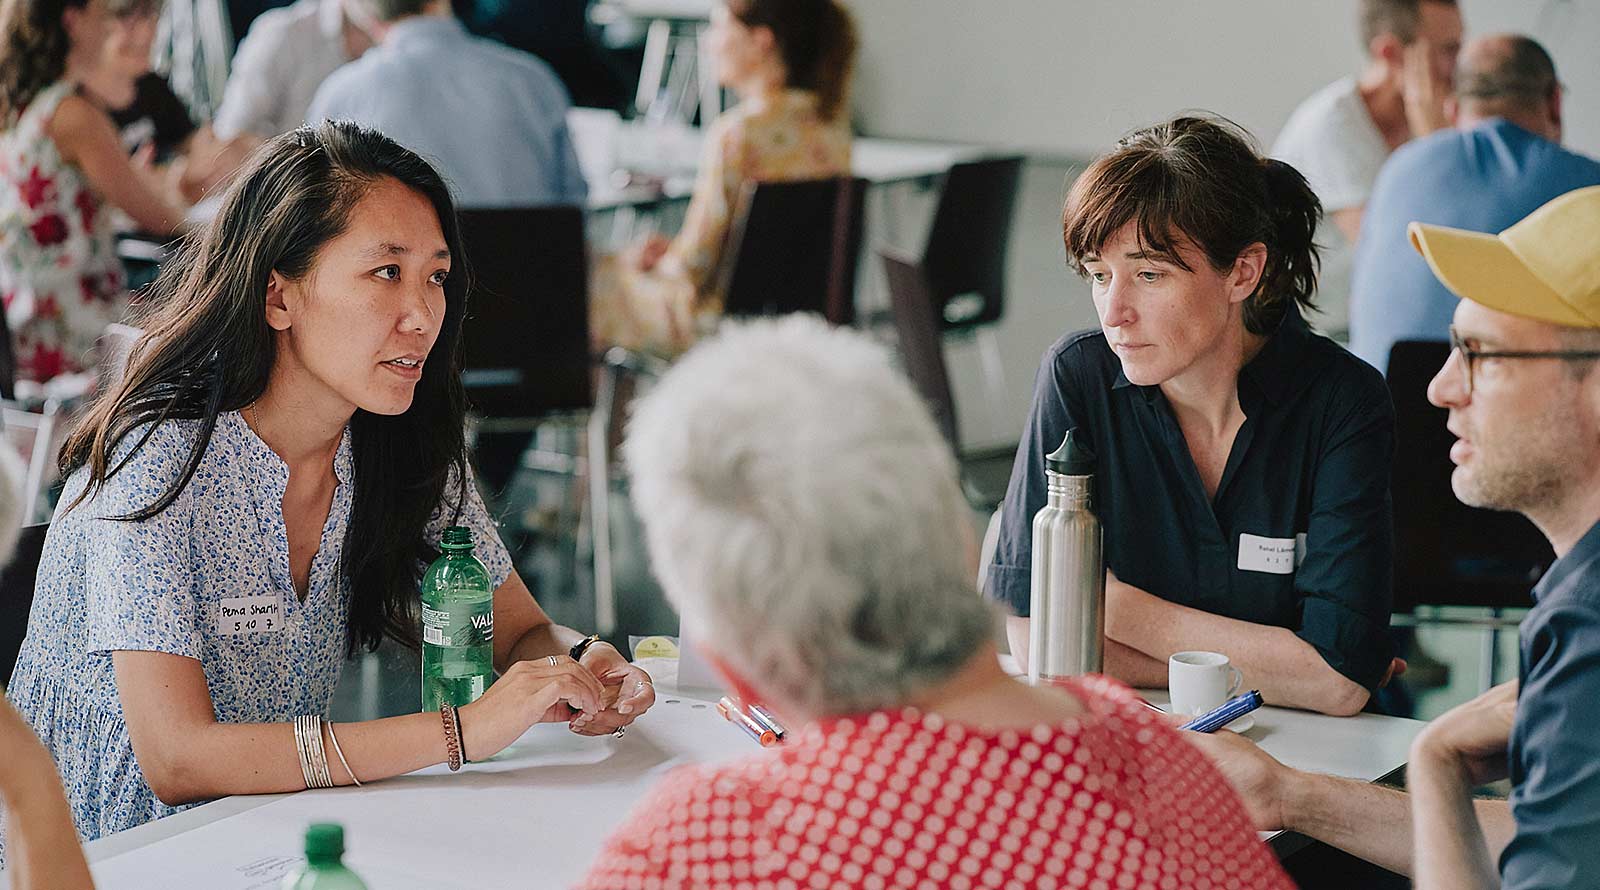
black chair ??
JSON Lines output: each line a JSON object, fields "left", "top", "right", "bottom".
{"left": 881, "top": 248, "right": 1015, "bottom": 510}
{"left": 1387, "top": 340, "right": 1553, "bottom": 690}
{"left": 0, "top": 523, "right": 49, "bottom": 687}
{"left": 454, "top": 206, "right": 592, "bottom": 495}
{"left": 717, "top": 176, "right": 868, "bottom": 327}
{"left": 920, "top": 156, "right": 1025, "bottom": 332}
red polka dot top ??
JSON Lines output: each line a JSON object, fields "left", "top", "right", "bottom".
{"left": 578, "top": 675, "right": 1295, "bottom": 890}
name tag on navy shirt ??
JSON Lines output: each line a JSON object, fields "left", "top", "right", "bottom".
{"left": 217, "top": 595, "right": 282, "bottom": 635}
{"left": 1238, "top": 533, "right": 1305, "bottom": 575}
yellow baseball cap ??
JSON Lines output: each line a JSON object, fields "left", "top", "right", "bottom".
{"left": 1408, "top": 185, "right": 1600, "bottom": 328}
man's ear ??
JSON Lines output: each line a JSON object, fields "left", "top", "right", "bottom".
{"left": 265, "top": 271, "right": 293, "bottom": 332}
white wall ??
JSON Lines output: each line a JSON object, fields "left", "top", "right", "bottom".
{"left": 851, "top": 0, "right": 1600, "bottom": 449}
{"left": 853, "top": 0, "right": 1599, "bottom": 157}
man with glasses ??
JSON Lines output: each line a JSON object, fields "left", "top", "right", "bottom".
{"left": 1184, "top": 185, "right": 1600, "bottom": 890}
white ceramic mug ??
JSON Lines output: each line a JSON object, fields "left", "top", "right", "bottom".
{"left": 1168, "top": 651, "right": 1244, "bottom": 716}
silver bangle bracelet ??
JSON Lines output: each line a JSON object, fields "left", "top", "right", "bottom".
{"left": 294, "top": 715, "right": 335, "bottom": 789}
{"left": 326, "top": 722, "right": 362, "bottom": 787}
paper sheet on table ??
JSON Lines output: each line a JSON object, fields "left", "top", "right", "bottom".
{"left": 90, "top": 699, "right": 760, "bottom": 890}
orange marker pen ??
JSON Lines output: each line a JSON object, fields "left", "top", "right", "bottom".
{"left": 717, "top": 696, "right": 778, "bottom": 747}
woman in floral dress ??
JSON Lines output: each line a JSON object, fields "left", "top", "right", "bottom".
{"left": 0, "top": 0, "right": 186, "bottom": 385}
{"left": 589, "top": 0, "right": 857, "bottom": 356}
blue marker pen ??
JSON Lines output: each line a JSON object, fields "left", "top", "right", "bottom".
{"left": 1180, "top": 690, "right": 1263, "bottom": 733}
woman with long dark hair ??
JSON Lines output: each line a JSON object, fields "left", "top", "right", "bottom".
{"left": 588, "top": 0, "right": 857, "bottom": 355}
{"left": 988, "top": 116, "right": 1402, "bottom": 716}
{"left": 0, "top": 0, "right": 188, "bottom": 384}
{"left": 3, "top": 121, "right": 655, "bottom": 851}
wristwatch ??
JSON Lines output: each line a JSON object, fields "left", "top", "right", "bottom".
{"left": 569, "top": 633, "right": 603, "bottom": 663}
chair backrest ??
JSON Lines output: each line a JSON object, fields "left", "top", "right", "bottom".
{"left": 0, "top": 401, "right": 61, "bottom": 526}
{"left": 455, "top": 206, "right": 592, "bottom": 417}
{"left": 921, "top": 156, "right": 1025, "bottom": 331}
{"left": 0, "top": 297, "right": 13, "bottom": 401}
{"left": 1387, "top": 340, "right": 1552, "bottom": 610}
{"left": 0, "top": 523, "right": 48, "bottom": 687}
{"left": 718, "top": 176, "right": 867, "bottom": 327}
{"left": 881, "top": 248, "right": 959, "bottom": 450}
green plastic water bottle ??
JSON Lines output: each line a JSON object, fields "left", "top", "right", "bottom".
{"left": 420, "top": 525, "right": 495, "bottom": 712}
{"left": 281, "top": 823, "right": 368, "bottom": 889}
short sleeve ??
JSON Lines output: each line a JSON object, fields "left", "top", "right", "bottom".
{"left": 984, "top": 339, "right": 1090, "bottom": 615}
{"left": 1271, "top": 87, "right": 1387, "bottom": 213}
{"left": 1501, "top": 604, "right": 1600, "bottom": 889}
{"left": 1293, "top": 370, "right": 1397, "bottom": 690}
{"left": 426, "top": 463, "right": 513, "bottom": 589}
{"left": 212, "top": 19, "right": 287, "bottom": 139}
{"left": 574, "top": 765, "right": 711, "bottom": 888}
{"left": 80, "top": 426, "right": 202, "bottom": 659}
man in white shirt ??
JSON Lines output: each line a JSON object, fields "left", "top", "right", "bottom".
{"left": 212, "top": 0, "right": 374, "bottom": 140}
{"left": 1273, "top": 0, "right": 1463, "bottom": 332}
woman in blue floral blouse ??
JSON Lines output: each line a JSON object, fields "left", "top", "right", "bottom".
{"left": 3, "top": 121, "right": 656, "bottom": 852}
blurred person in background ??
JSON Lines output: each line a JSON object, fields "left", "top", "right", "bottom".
{"left": 587, "top": 0, "right": 855, "bottom": 356}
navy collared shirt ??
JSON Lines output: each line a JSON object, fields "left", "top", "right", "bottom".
{"left": 985, "top": 308, "right": 1397, "bottom": 690}
{"left": 1501, "top": 519, "right": 1600, "bottom": 889}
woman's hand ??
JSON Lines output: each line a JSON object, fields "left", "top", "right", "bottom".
{"left": 569, "top": 643, "right": 658, "bottom": 736}
{"left": 457, "top": 656, "right": 607, "bottom": 760}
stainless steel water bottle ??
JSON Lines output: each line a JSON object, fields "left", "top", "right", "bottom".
{"left": 1028, "top": 428, "right": 1105, "bottom": 684}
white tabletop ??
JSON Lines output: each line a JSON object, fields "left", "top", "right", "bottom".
{"left": 79, "top": 660, "right": 1422, "bottom": 885}
{"left": 610, "top": 0, "right": 712, "bottom": 22}
{"left": 569, "top": 108, "right": 989, "bottom": 211}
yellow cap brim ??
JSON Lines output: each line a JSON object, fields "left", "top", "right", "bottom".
{"left": 1408, "top": 221, "right": 1595, "bottom": 327}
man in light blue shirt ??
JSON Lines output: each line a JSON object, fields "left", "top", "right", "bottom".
{"left": 1349, "top": 34, "right": 1600, "bottom": 372}
{"left": 306, "top": 0, "right": 587, "bottom": 208}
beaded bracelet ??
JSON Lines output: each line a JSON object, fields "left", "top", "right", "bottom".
{"left": 441, "top": 704, "right": 463, "bottom": 771}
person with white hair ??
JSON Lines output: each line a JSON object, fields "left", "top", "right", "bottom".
{"left": 578, "top": 316, "right": 1293, "bottom": 890}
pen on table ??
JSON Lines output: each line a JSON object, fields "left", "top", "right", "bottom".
{"left": 717, "top": 696, "right": 778, "bottom": 747}
{"left": 1180, "top": 690, "right": 1264, "bottom": 733}
{"left": 746, "top": 702, "right": 787, "bottom": 739}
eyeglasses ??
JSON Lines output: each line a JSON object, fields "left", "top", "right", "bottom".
{"left": 1448, "top": 325, "right": 1600, "bottom": 395}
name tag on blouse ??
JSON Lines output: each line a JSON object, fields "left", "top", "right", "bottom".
{"left": 1237, "top": 533, "right": 1308, "bottom": 575}
{"left": 217, "top": 595, "right": 283, "bottom": 635}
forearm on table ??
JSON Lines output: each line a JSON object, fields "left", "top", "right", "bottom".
{"left": 135, "top": 711, "right": 449, "bottom": 806}
{"left": 1409, "top": 757, "right": 1501, "bottom": 890}
{"left": 1106, "top": 583, "right": 1370, "bottom": 715}
{"left": 502, "top": 621, "right": 590, "bottom": 672}
{"left": 1281, "top": 770, "right": 1510, "bottom": 878}
{"left": 1103, "top": 638, "right": 1167, "bottom": 687}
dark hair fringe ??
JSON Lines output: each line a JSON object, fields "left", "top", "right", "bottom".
{"left": 1062, "top": 113, "right": 1322, "bottom": 335}
{"left": 59, "top": 120, "right": 474, "bottom": 655}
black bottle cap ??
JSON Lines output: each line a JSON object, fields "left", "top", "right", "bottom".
{"left": 1045, "top": 428, "right": 1095, "bottom": 476}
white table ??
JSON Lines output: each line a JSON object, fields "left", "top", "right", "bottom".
{"left": 84, "top": 692, "right": 753, "bottom": 889}
{"left": 79, "top": 659, "right": 1424, "bottom": 886}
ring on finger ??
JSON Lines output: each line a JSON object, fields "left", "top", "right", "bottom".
{"left": 547, "top": 655, "right": 559, "bottom": 667}
{"left": 613, "top": 727, "right": 626, "bottom": 739}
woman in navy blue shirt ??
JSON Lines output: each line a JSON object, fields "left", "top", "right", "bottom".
{"left": 988, "top": 116, "right": 1401, "bottom": 715}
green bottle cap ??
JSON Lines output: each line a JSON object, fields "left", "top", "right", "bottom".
{"left": 304, "top": 823, "right": 345, "bottom": 863}
{"left": 1045, "top": 428, "right": 1095, "bottom": 476}
{"left": 440, "top": 526, "right": 474, "bottom": 549}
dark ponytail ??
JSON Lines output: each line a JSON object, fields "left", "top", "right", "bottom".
{"left": 1062, "top": 114, "right": 1323, "bottom": 335}
{"left": 729, "top": 0, "right": 857, "bottom": 122}
{"left": 1253, "top": 158, "right": 1321, "bottom": 334}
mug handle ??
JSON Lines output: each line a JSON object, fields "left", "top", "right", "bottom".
{"left": 1226, "top": 666, "right": 1244, "bottom": 698}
